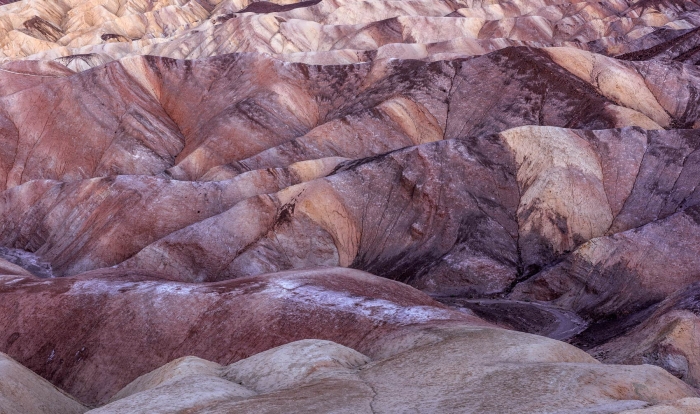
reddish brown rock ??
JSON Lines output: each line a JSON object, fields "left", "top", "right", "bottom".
{"left": 5, "top": 125, "right": 700, "bottom": 300}
{"left": 3, "top": 47, "right": 695, "bottom": 191}
{"left": 0, "top": 267, "right": 482, "bottom": 405}
{"left": 0, "top": 62, "right": 184, "bottom": 190}
{"left": 117, "top": 137, "right": 519, "bottom": 297}
{"left": 0, "top": 168, "right": 330, "bottom": 276}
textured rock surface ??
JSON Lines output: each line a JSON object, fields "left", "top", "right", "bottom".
{"left": 4, "top": 48, "right": 691, "bottom": 192}
{"left": 590, "top": 284, "right": 700, "bottom": 388}
{"left": 0, "top": 267, "right": 482, "bottom": 405}
{"left": 2, "top": 0, "right": 700, "bottom": 411}
{"left": 0, "top": 352, "right": 87, "bottom": 414}
{"left": 89, "top": 335, "right": 700, "bottom": 414}
{"left": 0, "top": 256, "right": 31, "bottom": 275}
{"left": 621, "top": 398, "right": 700, "bottom": 414}
{"left": 2, "top": 0, "right": 700, "bottom": 67}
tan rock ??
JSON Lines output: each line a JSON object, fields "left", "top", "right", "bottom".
{"left": 88, "top": 376, "right": 255, "bottom": 413}
{"left": 621, "top": 398, "right": 700, "bottom": 414}
{"left": 222, "top": 339, "right": 370, "bottom": 393}
{"left": 94, "top": 329, "right": 698, "bottom": 413}
{"left": 0, "top": 352, "right": 87, "bottom": 414}
{"left": 546, "top": 47, "right": 673, "bottom": 127}
{"left": 109, "top": 356, "right": 225, "bottom": 401}
{"left": 0, "top": 257, "right": 32, "bottom": 276}
{"left": 501, "top": 125, "right": 613, "bottom": 272}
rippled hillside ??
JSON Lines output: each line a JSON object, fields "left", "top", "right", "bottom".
{"left": 2, "top": 0, "right": 700, "bottom": 412}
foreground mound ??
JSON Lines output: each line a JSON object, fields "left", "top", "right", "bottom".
{"left": 2, "top": 314, "right": 699, "bottom": 413}
{"left": 89, "top": 336, "right": 696, "bottom": 413}
{"left": 0, "top": 352, "right": 86, "bottom": 414}
{"left": 0, "top": 267, "right": 480, "bottom": 405}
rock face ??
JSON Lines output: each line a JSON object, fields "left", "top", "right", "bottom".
{"left": 0, "top": 352, "right": 86, "bottom": 414}
{"left": 84, "top": 336, "right": 699, "bottom": 413}
{"left": 1, "top": 0, "right": 700, "bottom": 412}
{"left": 0, "top": 267, "right": 483, "bottom": 405}
{"left": 589, "top": 283, "right": 700, "bottom": 388}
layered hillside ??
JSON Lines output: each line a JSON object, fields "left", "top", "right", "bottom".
{"left": 2, "top": 0, "right": 700, "bottom": 412}
{"left": 0, "top": 0, "right": 700, "bottom": 68}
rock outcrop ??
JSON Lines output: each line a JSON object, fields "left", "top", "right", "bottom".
{"left": 0, "top": 267, "right": 482, "bottom": 405}
{"left": 0, "top": 352, "right": 87, "bottom": 414}
{"left": 86, "top": 335, "right": 699, "bottom": 413}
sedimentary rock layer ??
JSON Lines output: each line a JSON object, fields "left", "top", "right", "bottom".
{"left": 3, "top": 0, "right": 700, "bottom": 67}
{"left": 0, "top": 267, "right": 480, "bottom": 404}
{"left": 1, "top": 267, "right": 698, "bottom": 413}
{"left": 2, "top": 0, "right": 700, "bottom": 412}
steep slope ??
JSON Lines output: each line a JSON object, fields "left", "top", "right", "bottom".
{"left": 0, "top": 267, "right": 483, "bottom": 404}
{"left": 3, "top": 47, "right": 689, "bottom": 191}
{"left": 0, "top": 352, "right": 87, "bottom": 414}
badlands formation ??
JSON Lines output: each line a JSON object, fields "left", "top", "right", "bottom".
{"left": 2, "top": 0, "right": 700, "bottom": 412}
